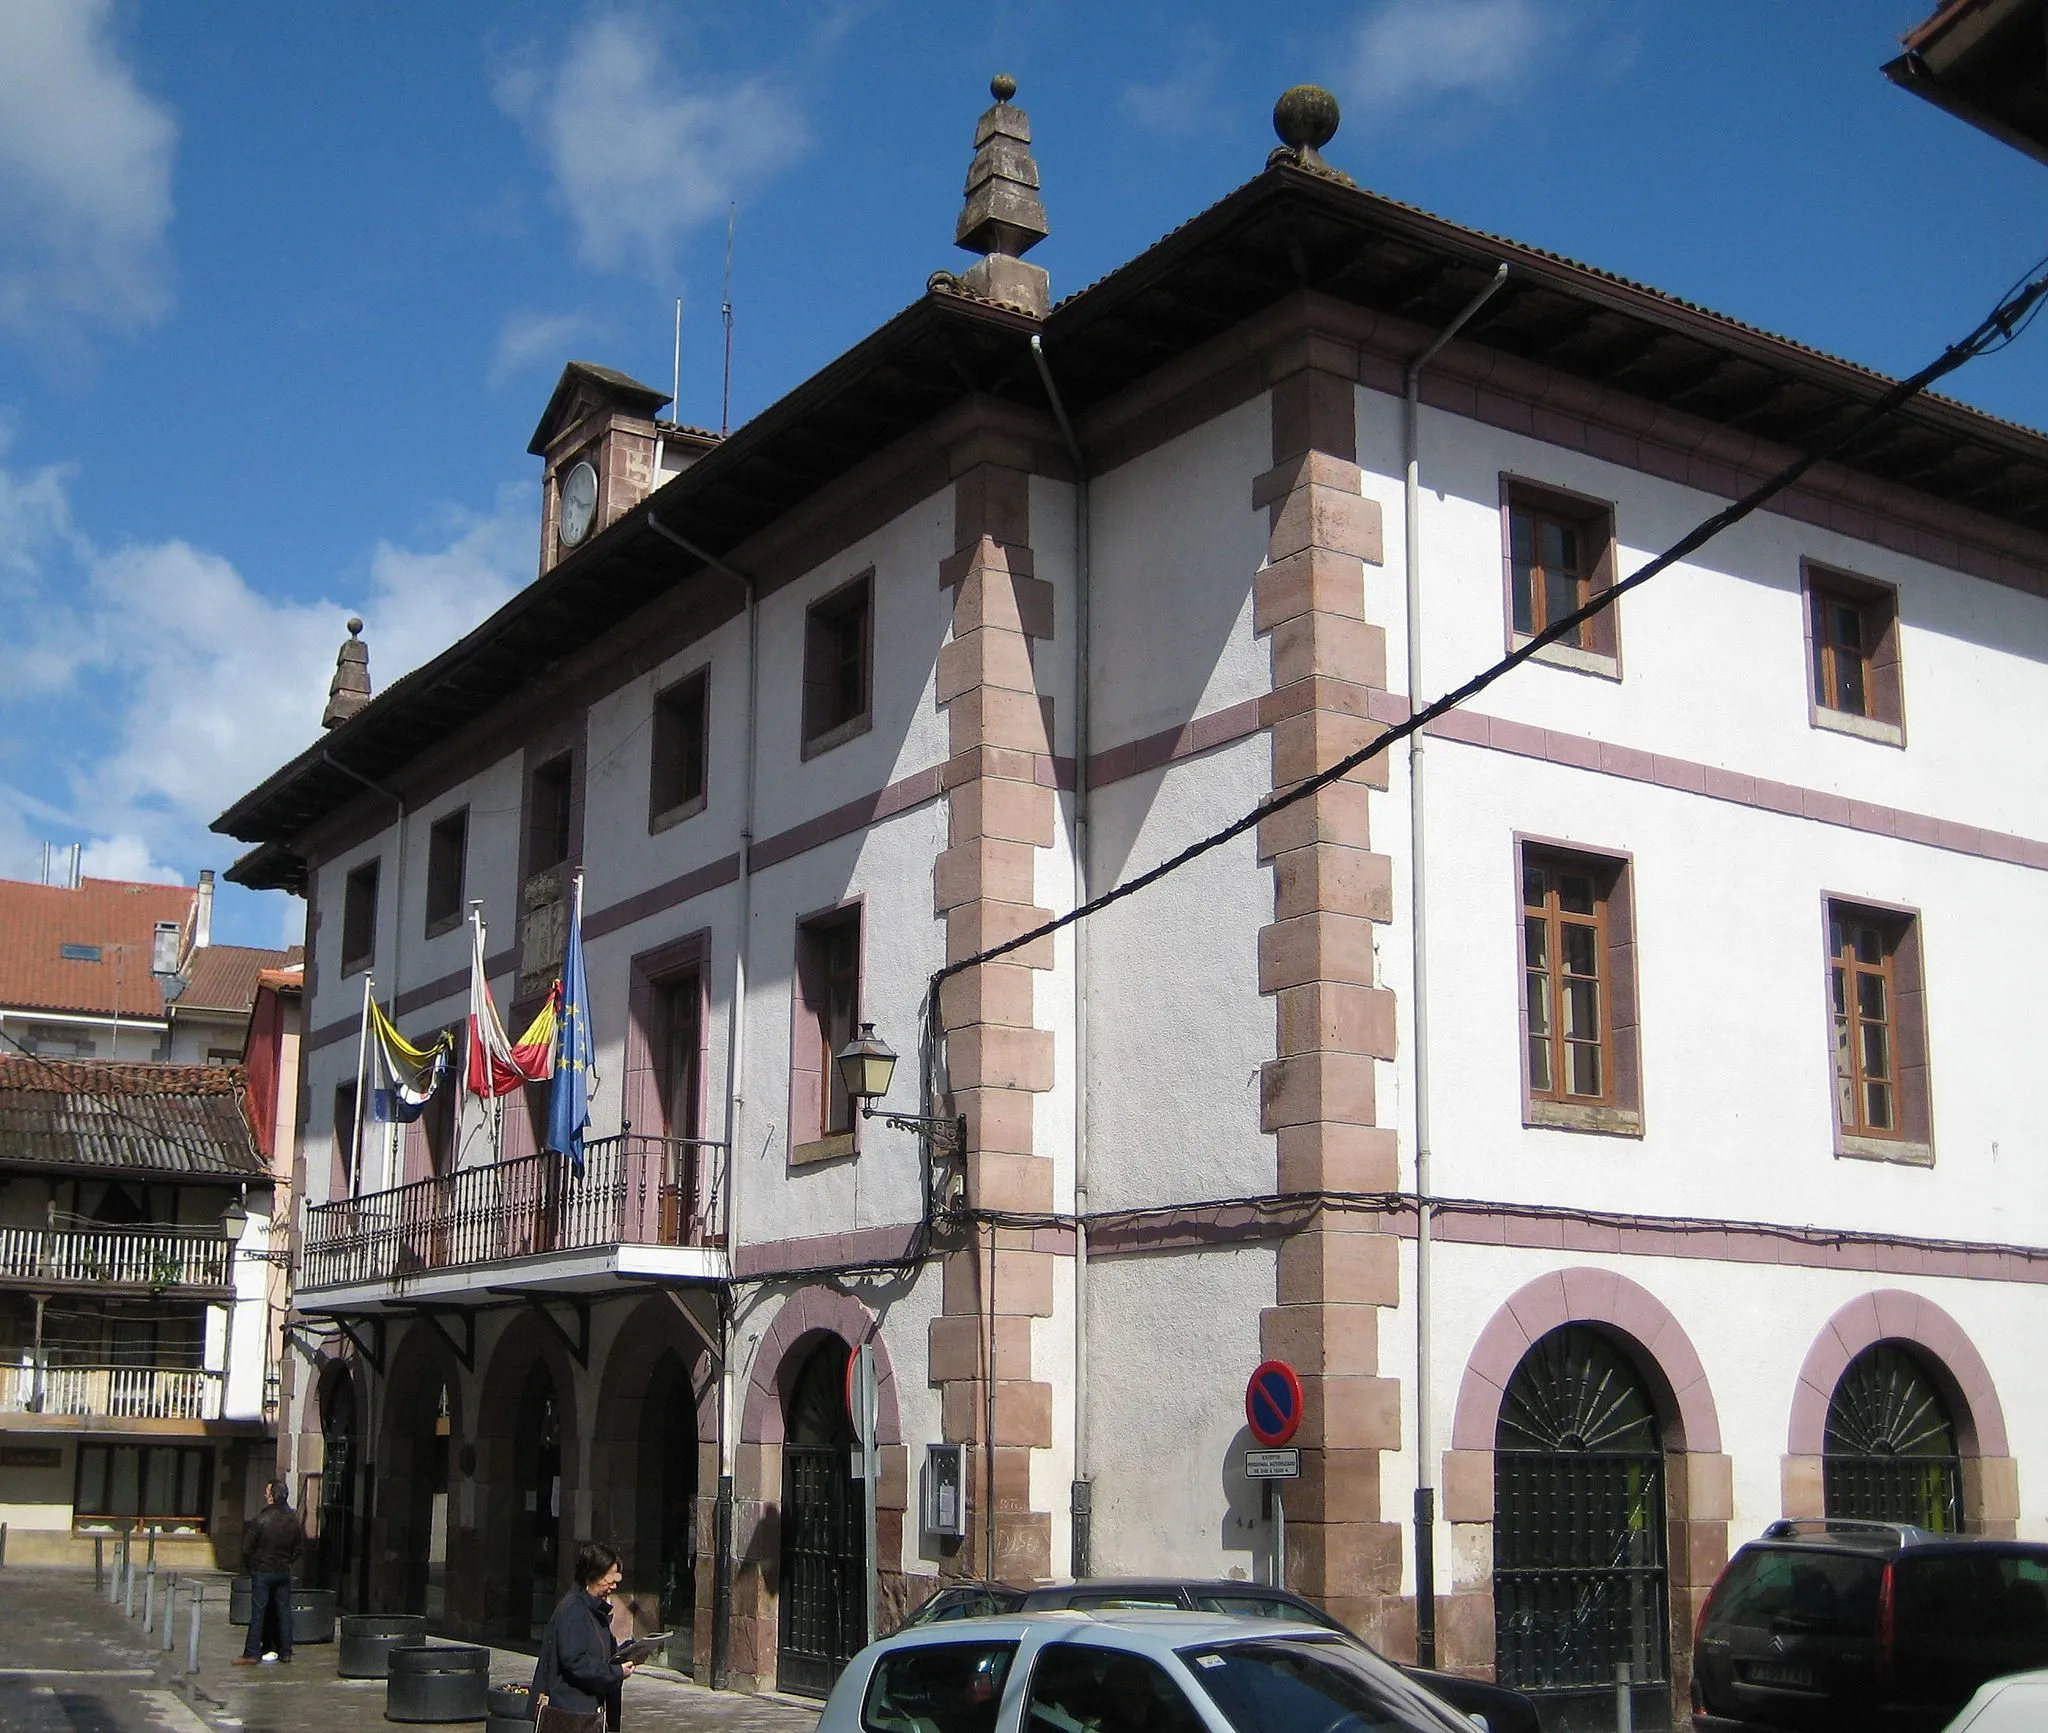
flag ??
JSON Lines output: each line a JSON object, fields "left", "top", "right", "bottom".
{"left": 546, "top": 873, "right": 594, "bottom": 1175}
{"left": 367, "top": 1002, "right": 452, "bottom": 1124}
{"left": 465, "top": 909, "right": 558, "bottom": 1098}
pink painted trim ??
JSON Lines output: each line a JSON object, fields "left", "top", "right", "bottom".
{"left": 738, "top": 1285, "right": 902, "bottom": 1446}
{"left": 1450, "top": 1267, "right": 1723, "bottom": 1453}
{"left": 1084, "top": 696, "right": 1265, "bottom": 788}
{"left": 748, "top": 765, "right": 943, "bottom": 873}
{"left": 732, "top": 1221, "right": 923, "bottom": 1277}
{"left": 1787, "top": 1288, "right": 2008, "bottom": 1457}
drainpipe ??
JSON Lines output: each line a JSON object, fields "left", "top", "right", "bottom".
{"left": 1030, "top": 335, "right": 1094, "bottom": 1578}
{"left": 1405, "top": 263, "right": 1507, "bottom": 1670}
{"left": 320, "top": 749, "right": 407, "bottom": 1192}
{"left": 648, "top": 512, "right": 756, "bottom": 1688}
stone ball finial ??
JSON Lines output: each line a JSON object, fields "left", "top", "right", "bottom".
{"left": 991, "top": 72, "right": 1017, "bottom": 103}
{"left": 346, "top": 616, "right": 364, "bottom": 636}
{"left": 1274, "top": 84, "right": 1340, "bottom": 151}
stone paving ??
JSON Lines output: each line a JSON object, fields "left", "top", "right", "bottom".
{"left": 0, "top": 1565, "right": 820, "bottom": 1733}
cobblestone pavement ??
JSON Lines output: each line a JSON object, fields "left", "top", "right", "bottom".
{"left": 0, "top": 1566, "right": 820, "bottom": 1733}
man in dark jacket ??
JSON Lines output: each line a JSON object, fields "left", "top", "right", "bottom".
{"left": 236, "top": 1480, "right": 304, "bottom": 1665}
{"left": 532, "top": 1541, "right": 637, "bottom": 1732}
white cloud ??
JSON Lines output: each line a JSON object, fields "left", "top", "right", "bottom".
{"left": 1345, "top": 0, "right": 1551, "bottom": 113}
{"left": 0, "top": 0, "right": 177, "bottom": 336}
{"left": 0, "top": 462, "right": 529, "bottom": 907}
{"left": 493, "top": 309, "right": 603, "bottom": 386}
{"left": 1121, "top": 39, "right": 1224, "bottom": 138}
{"left": 495, "top": 12, "right": 807, "bottom": 279}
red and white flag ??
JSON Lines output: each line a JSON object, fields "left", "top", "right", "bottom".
{"left": 465, "top": 908, "right": 558, "bottom": 1098}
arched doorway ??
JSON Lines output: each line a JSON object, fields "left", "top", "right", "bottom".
{"left": 315, "top": 1366, "right": 359, "bottom": 1604}
{"left": 1495, "top": 1326, "right": 1670, "bottom": 1727}
{"left": 635, "top": 1350, "right": 699, "bottom": 1658}
{"left": 1824, "top": 1343, "right": 1962, "bottom": 1532}
{"left": 776, "top": 1337, "right": 861, "bottom": 1698}
{"left": 386, "top": 1376, "right": 453, "bottom": 1617}
{"left": 511, "top": 1363, "right": 564, "bottom": 1640}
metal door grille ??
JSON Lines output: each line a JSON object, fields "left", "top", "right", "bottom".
{"left": 1495, "top": 1326, "right": 1670, "bottom": 1696}
{"left": 1824, "top": 1343, "right": 1961, "bottom": 1532}
{"left": 777, "top": 1444, "right": 862, "bottom": 1697}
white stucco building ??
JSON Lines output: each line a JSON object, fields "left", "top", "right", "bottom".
{"left": 217, "top": 82, "right": 2048, "bottom": 1726}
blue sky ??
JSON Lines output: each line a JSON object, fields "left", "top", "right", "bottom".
{"left": 3, "top": 1, "right": 2045, "bottom": 948}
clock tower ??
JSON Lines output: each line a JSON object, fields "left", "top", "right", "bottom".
{"left": 527, "top": 361, "right": 718, "bottom": 574}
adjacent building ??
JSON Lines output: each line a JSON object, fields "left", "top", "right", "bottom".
{"left": 217, "top": 79, "right": 2048, "bottom": 1727}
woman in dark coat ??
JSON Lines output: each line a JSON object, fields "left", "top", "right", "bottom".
{"left": 532, "top": 1541, "right": 637, "bottom": 1733}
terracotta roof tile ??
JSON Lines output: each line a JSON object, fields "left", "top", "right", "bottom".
{"left": 177, "top": 944, "right": 301, "bottom": 1014}
{"left": 0, "top": 877, "right": 195, "bottom": 1019}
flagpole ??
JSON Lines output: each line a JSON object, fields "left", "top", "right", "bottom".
{"left": 349, "top": 973, "right": 373, "bottom": 1200}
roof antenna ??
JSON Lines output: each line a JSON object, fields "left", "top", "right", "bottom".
{"left": 720, "top": 202, "right": 736, "bottom": 437}
{"left": 671, "top": 295, "right": 683, "bottom": 424}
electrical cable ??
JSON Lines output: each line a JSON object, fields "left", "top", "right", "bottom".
{"left": 927, "top": 262, "right": 2048, "bottom": 993}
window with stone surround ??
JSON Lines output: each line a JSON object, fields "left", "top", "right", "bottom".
{"left": 1826, "top": 899, "right": 1931, "bottom": 1164}
{"left": 526, "top": 753, "right": 574, "bottom": 876}
{"left": 649, "top": 670, "right": 709, "bottom": 829}
{"left": 801, "top": 572, "right": 873, "bottom": 756}
{"left": 1518, "top": 841, "right": 1641, "bottom": 1134}
{"left": 1804, "top": 563, "right": 1904, "bottom": 746}
{"left": 788, "top": 904, "right": 861, "bottom": 1165}
{"left": 340, "top": 859, "right": 379, "bottom": 977}
{"left": 424, "top": 808, "right": 468, "bottom": 936}
{"left": 332, "top": 1079, "right": 358, "bottom": 1195}
{"left": 1503, "top": 478, "right": 1620, "bottom": 677}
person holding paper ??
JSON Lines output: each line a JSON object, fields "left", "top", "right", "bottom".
{"left": 532, "top": 1542, "right": 636, "bottom": 1733}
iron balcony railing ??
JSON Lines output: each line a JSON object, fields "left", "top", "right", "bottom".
{"left": 300, "top": 1133, "right": 726, "bottom": 1292}
{"left": 0, "top": 1225, "right": 232, "bottom": 1291}
{"left": 0, "top": 1362, "right": 224, "bottom": 1421}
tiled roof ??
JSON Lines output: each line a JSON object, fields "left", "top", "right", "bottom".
{"left": 0, "top": 1057, "right": 265, "bottom": 1177}
{"left": 177, "top": 944, "right": 301, "bottom": 1014}
{"left": 0, "top": 878, "right": 195, "bottom": 1019}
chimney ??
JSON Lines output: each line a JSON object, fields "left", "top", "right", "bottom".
{"left": 323, "top": 617, "right": 372, "bottom": 729}
{"left": 194, "top": 869, "right": 214, "bottom": 951}
{"left": 528, "top": 362, "right": 675, "bottom": 574}
{"left": 952, "top": 74, "right": 1051, "bottom": 317}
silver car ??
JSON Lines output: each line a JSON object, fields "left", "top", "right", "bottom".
{"left": 817, "top": 1609, "right": 1486, "bottom": 1733}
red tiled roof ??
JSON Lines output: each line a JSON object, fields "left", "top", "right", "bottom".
{"left": 177, "top": 944, "right": 301, "bottom": 1014}
{"left": 0, "top": 878, "right": 195, "bottom": 1020}
{"left": 0, "top": 1056, "right": 265, "bottom": 1176}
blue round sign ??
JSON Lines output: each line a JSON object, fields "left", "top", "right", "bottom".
{"left": 1245, "top": 1360, "right": 1303, "bottom": 1447}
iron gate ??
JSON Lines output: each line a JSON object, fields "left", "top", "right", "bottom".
{"left": 1824, "top": 1343, "right": 1961, "bottom": 1532}
{"left": 777, "top": 1339, "right": 862, "bottom": 1697}
{"left": 1495, "top": 1326, "right": 1670, "bottom": 1713}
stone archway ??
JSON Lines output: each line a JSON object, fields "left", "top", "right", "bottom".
{"left": 728, "top": 1288, "right": 908, "bottom": 1695}
{"left": 1444, "top": 1270, "right": 1730, "bottom": 1713}
{"left": 476, "top": 1313, "right": 584, "bottom": 1640}
{"left": 1784, "top": 1290, "right": 2016, "bottom": 1537}
{"left": 373, "top": 1322, "right": 466, "bottom": 1618}
{"left": 310, "top": 1354, "right": 364, "bottom": 1605}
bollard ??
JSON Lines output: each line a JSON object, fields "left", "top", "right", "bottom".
{"left": 1614, "top": 1661, "right": 1633, "bottom": 1733}
{"left": 143, "top": 1560, "right": 156, "bottom": 1634}
{"left": 94, "top": 1536, "right": 104, "bottom": 1596}
{"left": 186, "top": 1582, "right": 203, "bottom": 1675}
{"left": 0, "top": 1520, "right": 7, "bottom": 1565}
{"left": 145, "top": 1526, "right": 156, "bottom": 1569}
{"left": 162, "top": 1574, "right": 177, "bottom": 1652}
{"left": 123, "top": 1547, "right": 136, "bottom": 1618}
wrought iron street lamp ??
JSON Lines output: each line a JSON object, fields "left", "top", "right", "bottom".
{"left": 834, "top": 1023, "right": 966, "bottom": 1156}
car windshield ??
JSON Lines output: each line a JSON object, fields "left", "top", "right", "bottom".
{"left": 1706, "top": 1548, "right": 1883, "bottom": 1639}
{"left": 863, "top": 1640, "right": 1018, "bottom": 1733}
{"left": 909, "top": 1587, "right": 1030, "bottom": 1625}
{"left": 1180, "top": 1637, "right": 1472, "bottom": 1733}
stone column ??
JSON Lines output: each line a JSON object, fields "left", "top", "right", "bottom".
{"left": 1252, "top": 336, "right": 1408, "bottom": 1652}
{"left": 931, "top": 436, "right": 1059, "bottom": 1582}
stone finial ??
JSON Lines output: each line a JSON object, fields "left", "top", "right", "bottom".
{"left": 1268, "top": 84, "right": 1354, "bottom": 185}
{"left": 951, "top": 73, "right": 1051, "bottom": 317}
{"left": 321, "top": 616, "right": 372, "bottom": 729}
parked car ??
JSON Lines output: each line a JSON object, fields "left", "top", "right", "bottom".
{"left": 905, "top": 1578, "right": 1538, "bottom": 1733}
{"left": 1692, "top": 1519, "right": 2048, "bottom": 1732}
{"left": 1939, "top": 1668, "right": 2048, "bottom": 1731}
{"left": 824, "top": 1608, "right": 1485, "bottom": 1733}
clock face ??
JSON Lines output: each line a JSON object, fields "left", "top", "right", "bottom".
{"left": 559, "top": 460, "right": 599, "bottom": 548}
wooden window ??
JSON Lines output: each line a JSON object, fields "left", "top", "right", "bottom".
{"left": 1505, "top": 481, "right": 1618, "bottom": 667}
{"left": 1826, "top": 902, "right": 1931, "bottom": 1160}
{"left": 662, "top": 976, "right": 701, "bottom": 1141}
{"left": 802, "top": 573, "right": 873, "bottom": 753}
{"left": 526, "top": 755, "right": 573, "bottom": 875}
{"left": 1519, "top": 843, "right": 1641, "bottom": 1133}
{"left": 650, "top": 671, "right": 709, "bottom": 828}
{"left": 420, "top": 1029, "right": 458, "bottom": 1177}
{"left": 789, "top": 906, "right": 861, "bottom": 1162}
{"left": 424, "top": 809, "right": 468, "bottom": 936}
{"left": 332, "top": 1080, "right": 358, "bottom": 1196}
{"left": 340, "top": 860, "right": 379, "bottom": 977}
{"left": 1805, "top": 566, "right": 1903, "bottom": 741}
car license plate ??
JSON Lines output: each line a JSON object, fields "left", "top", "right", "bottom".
{"left": 1744, "top": 1661, "right": 1814, "bottom": 1689}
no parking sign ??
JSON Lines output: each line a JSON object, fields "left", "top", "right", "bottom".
{"left": 1244, "top": 1360, "right": 1303, "bottom": 1447}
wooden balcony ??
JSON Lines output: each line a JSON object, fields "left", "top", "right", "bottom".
{"left": 0, "top": 1362, "right": 223, "bottom": 1421}
{"left": 0, "top": 1226, "right": 232, "bottom": 1293}
{"left": 300, "top": 1134, "right": 725, "bottom": 1296}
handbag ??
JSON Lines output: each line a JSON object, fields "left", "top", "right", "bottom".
{"left": 535, "top": 1707, "right": 606, "bottom": 1733}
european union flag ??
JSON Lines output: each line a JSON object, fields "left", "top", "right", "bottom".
{"left": 546, "top": 877, "right": 594, "bottom": 1176}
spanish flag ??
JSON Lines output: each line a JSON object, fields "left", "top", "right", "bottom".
{"left": 464, "top": 909, "right": 558, "bottom": 1097}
